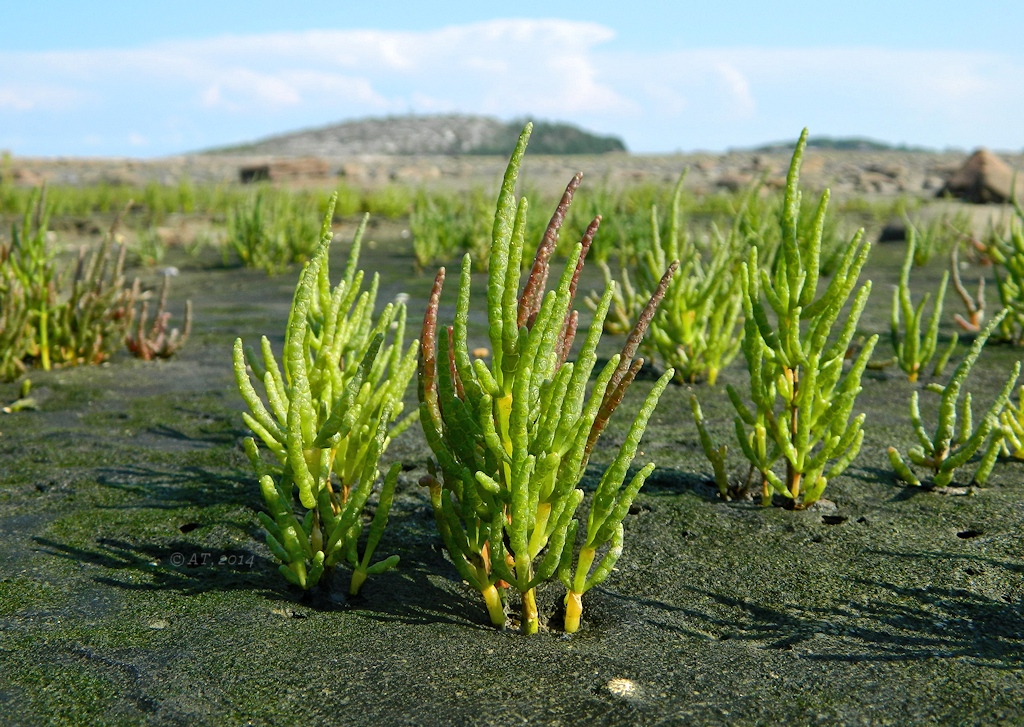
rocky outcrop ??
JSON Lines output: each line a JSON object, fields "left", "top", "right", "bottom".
{"left": 208, "top": 114, "right": 625, "bottom": 157}
{"left": 939, "top": 148, "right": 1017, "bottom": 203}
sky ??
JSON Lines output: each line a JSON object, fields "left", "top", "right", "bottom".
{"left": 2, "top": 1, "right": 1023, "bottom": 157}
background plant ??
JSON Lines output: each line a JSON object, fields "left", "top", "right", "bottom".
{"left": 644, "top": 174, "right": 745, "bottom": 385}
{"left": 134, "top": 225, "right": 167, "bottom": 268}
{"left": 950, "top": 245, "right": 986, "bottom": 335}
{"left": 0, "top": 192, "right": 141, "bottom": 376}
{"left": 410, "top": 188, "right": 492, "bottom": 270}
{"left": 721, "top": 129, "right": 878, "bottom": 508}
{"left": 0, "top": 261, "right": 30, "bottom": 380}
{"left": 983, "top": 199, "right": 1024, "bottom": 344}
{"left": 235, "top": 205, "right": 417, "bottom": 594}
{"left": 999, "top": 384, "right": 1024, "bottom": 459}
{"left": 888, "top": 309, "right": 1019, "bottom": 487}
{"left": 419, "top": 124, "right": 675, "bottom": 633}
{"left": 125, "top": 274, "right": 192, "bottom": 360}
{"left": 886, "top": 227, "right": 958, "bottom": 381}
{"left": 906, "top": 209, "right": 971, "bottom": 267}
{"left": 227, "top": 189, "right": 322, "bottom": 274}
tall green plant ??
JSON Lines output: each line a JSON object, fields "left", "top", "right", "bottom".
{"left": 419, "top": 124, "right": 675, "bottom": 633}
{"left": 724, "top": 129, "right": 877, "bottom": 508}
{"left": 235, "top": 204, "right": 417, "bottom": 594}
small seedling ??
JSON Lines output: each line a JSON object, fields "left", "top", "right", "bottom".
{"left": 888, "top": 309, "right": 1019, "bottom": 487}
{"left": 690, "top": 395, "right": 741, "bottom": 499}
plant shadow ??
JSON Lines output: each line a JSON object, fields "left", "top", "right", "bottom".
{"left": 32, "top": 522, "right": 488, "bottom": 629}
{"left": 34, "top": 535, "right": 276, "bottom": 597}
{"left": 606, "top": 550, "right": 1024, "bottom": 668}
{"left": 95, "top": 463, "right": 258, "bottom": 510}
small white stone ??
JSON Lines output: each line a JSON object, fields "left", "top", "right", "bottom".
{"left": 606, "top": 677, "right": 638, "bottom": 698}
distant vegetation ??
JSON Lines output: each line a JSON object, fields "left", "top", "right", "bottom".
{"left": 750, "top": 136, "right": 933, "bottom": 153}
{"left": 467, "top": 119, "right": 626, "bottom": 155}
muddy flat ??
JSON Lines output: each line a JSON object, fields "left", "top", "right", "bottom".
{"left": 1, "top": 226, "right": 1023, "bottom": 726}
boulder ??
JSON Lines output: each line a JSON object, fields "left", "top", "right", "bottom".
{"left": 940, "top": 149, "right": 1016, "bottom": 203}
{"left": 877, "top": 221, "right": 907, "bottom": 243}
{"left": 238, "top": 157, "right": 330, "bottom": 184}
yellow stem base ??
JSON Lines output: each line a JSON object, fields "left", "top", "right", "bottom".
{"left": 481, "top": 584, "right": 506, "bottom": 628}
{"left": 564, "top": 591, "right": 583, "bottom": 633}
{"left": 349, "top": 569, "right": 367, "bottom": 596}
{"left": 521, "top": 588, "right": 539, "bottom": 635}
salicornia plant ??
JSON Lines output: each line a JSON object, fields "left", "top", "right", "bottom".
{"left": 419, "top": 123, "right": 675, "bottom": 634}
{"left": 724, "top": 129, "right": 878, "bottom": 508}
{"left": 888, "top": 227, "right": 957, "bottom": 381}
{"left": 228, "top": 189, "right": 322, "bottom": 274}
{"left": 690, "top": 395, "right": 738, "bottom": 500}
{"left": 0, "top": 254, "right": 30, "bottom": 381}
{"left": 645, "top": 175, "right": 744, "bottom": 385}
{"left": 125, "top": 274, "right": 192, "bottom": 361}
{"left": 984, "top": 199, "right": 1024, "bottom": 344}
{"left": 904, "top": 211, "right": 968, "bottom": 267}
{"left": 235, "top": 202, "right": 417, "bottom": 594}
{"left": 0, "top": 193, "right": 142, "bottom": 376}
{"left": 888, "top": 308, "right": 1019, "bottom": 487}
{"left": 951, "top": 245, "right": 985, "bottom": 334}
{"left": 590, "top": 172, "right": 743, "bottom": 384}
{"left": 999, "top": 385, "right": 1024, "bottom": 459}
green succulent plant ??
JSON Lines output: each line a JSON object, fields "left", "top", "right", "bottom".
{"left": 887, "top": 227, "right": 958, "bottom": 382}
{"left": 235, "top": 201, "right": 417, "bottom": 594}
{"left": 889, "top": 308, "right": 1019, "bottom": 488}
{"left": 722, "top": 129, "right": 878, "bottom": 508}
{"left": 418, "top": 123, "right": 675, "bottom": 633}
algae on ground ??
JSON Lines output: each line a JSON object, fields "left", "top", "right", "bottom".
{"left": 1, "top": 240, "right": 1023, "bottom": 725}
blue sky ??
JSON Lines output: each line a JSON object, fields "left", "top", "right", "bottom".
{"left": 2, "top": 1, "right": 1023, "bottom": 157}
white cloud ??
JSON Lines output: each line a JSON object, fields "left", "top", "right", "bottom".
{"left": 1, "top": 21, "right": 1023, "bottom": 155}
{"left": 0, "top": 84, "right": 82, "bottom": 111}
{"left": 714, "top": 63, "right": 755, "bottom": 118}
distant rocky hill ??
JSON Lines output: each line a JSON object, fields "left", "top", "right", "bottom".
{"left": 750, "top": 136, "right": 933, "bottom": 153}
{"left": 203, "top": 114, "right": 626, "bottom": 157}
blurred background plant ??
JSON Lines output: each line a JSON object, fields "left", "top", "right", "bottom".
{"left": 883, "top": 227, "right": 958, "bottom": 381}
{"left": 0, "top": 188, "right": 192, "bottom": 380}
{"left": 983, "top": 199, "right": 1024, "bottom": 344}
